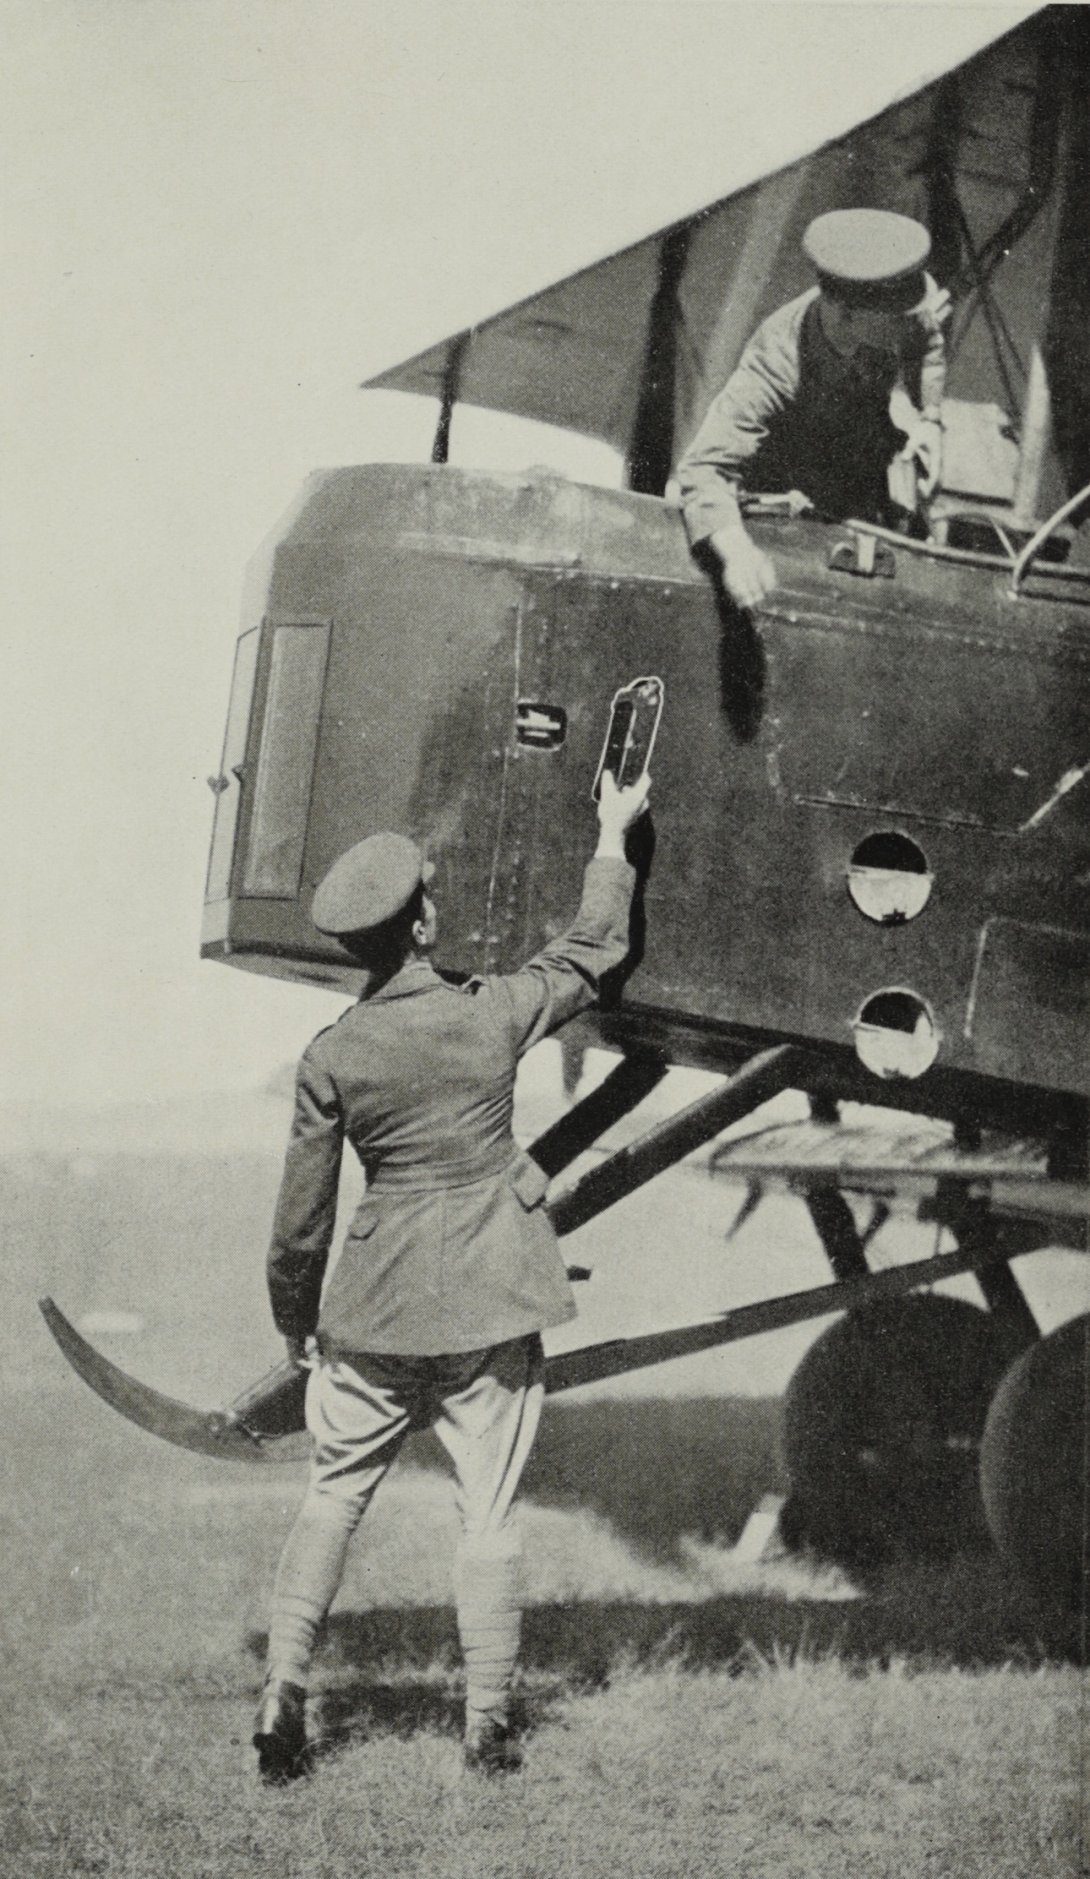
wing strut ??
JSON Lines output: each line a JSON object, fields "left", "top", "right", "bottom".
{"left": 547, "top": 1043, "right": 803, "bottom": 1235}
{"left": 40, "top": 1207, "right": 1044, "bottom": 1457}
{"left": 38, "top": 1045, "right": 803, "bottom": 1461}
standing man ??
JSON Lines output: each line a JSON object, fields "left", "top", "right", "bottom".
{"left": 677, "top": 208, "right": 949, "bottom": 609}
{"left": 255, "top": 768, "right": 650, "bottom": 1783}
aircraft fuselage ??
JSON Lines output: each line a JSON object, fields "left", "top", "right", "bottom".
{"left": 202, "top": 464, "right": 1090, "bottom": 1129}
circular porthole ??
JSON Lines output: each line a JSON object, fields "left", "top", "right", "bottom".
{"left": 847, "top": 832, "right": 932, "bottom": 925}
{"left": 852, "top": 988, "right": 939, "bottom": 1080}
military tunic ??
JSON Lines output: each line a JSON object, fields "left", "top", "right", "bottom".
{"left": 677, "top": 284, "right": 946, "bottom": 546}
{"left": 267, "top": 855, "right": 635, "bottom": 1357}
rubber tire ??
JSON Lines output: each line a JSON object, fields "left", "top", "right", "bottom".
{"left": 782, "top": 1293, "right": 1009, "bottom": 1572}
{"left": 980, "top": 1311, "right": 1090, "bottom": 1612}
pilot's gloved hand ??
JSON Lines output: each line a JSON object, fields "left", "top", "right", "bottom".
{"left": 903, "top": 414, "right": 944, "bottom": 499}
{"left": 890, "top": 385, "right": 943, "bottom": 502}
{"left": 709, "top": 522, "right": 778, "bottom": 609}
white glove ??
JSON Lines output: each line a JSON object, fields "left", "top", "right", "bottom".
{"left": 710, "top": 524, "right": 778, "bottom": 608}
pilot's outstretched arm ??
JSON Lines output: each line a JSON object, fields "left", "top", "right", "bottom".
{"left": 677, "top": 296, "right": 807, "bottom": 608}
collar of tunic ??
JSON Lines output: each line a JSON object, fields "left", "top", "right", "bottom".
{"left": 361, "top": 957, "right": 445, "bottom": 1004}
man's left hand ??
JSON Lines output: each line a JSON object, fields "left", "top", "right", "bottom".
{"left": 285, "top": 1333, "right": 317, "bottom": 1369}
{"left": 896, "top": 414, "right": 943, "bottom": 500}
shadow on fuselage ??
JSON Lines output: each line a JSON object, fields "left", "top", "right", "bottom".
{"left": 690, "top": 541, "right": 767, "bottom": 744}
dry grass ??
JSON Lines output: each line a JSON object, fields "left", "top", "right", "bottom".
{"left": 5, "top": 1149, "right": 1088, "bottom": 1876}
{"left": 3, "top": 1381, "right": 1087, "bottom": 1879}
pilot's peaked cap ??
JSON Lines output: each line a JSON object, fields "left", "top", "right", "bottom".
{"left": 803, "top": 209, "right": 931, "bottom": 312}
{"left": 311, "top": 832, "right": 434, "bottom": 937}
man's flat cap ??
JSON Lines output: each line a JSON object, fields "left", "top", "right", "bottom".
{"left": 803, "top": 209, "right": 931, "bottom": 309}
{"left": 311, "top": 832, "right": 433, "bottom": 937}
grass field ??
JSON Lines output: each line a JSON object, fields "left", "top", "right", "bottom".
{"left": 4, "top": 1140, "right": 1089, "bottom": 1876}
{"left": 5, "top": 1373, "right": 1088, "bottom": 1877}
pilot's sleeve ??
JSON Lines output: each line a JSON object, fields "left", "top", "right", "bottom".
{"left": 487, "top": 855, "right": 636, "bottom": 1055}
{"left": 677, "top": 297, "right": 804, "bottom": 549}
{"left": 266, "top": 1044, "right": 344, "bottom": 1340}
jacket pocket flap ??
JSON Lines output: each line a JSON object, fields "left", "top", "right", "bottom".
{"left": 348, "top": 1199, "right": 379, "bottom": 1240}
{"left": 508, "top": 1154, "right": 550, "bottom": 1209}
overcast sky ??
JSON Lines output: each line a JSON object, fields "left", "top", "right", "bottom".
{"left": 3, "top": 0, "right": 1032, "bottom": 1108}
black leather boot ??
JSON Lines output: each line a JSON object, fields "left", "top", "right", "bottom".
{"left": 253, "top": 1679, "right": 310, "bottom": 1785}
{"left": 464, "top": 1716, "right": 522, "bottom": 1776}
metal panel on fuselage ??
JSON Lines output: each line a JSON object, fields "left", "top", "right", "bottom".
{"left": 203, "top": 464, "right": 1090, "bottom": 1098}
{"left": 465, "top": 557, "right": 1089, "bottom": 1098}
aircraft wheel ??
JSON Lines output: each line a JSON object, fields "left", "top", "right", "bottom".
{"left": 782, "top": 1294, "right": 1009, "bottom": 1573}
{"left": 979, "top": 1312, "right": 1090, "bottom": 1612}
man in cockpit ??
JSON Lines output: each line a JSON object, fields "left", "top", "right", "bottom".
{"left": 677, "top": 208, "right": 949, "bottom": 610}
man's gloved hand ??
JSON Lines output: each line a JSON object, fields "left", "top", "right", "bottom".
{"left": 709, "top": 523, "right": 778, "bottom": 609}
{"left": 890, "top": 385, "right": 943, "bottom": 502}
{"left": 595, "top": 768, "right": 651, "bottom": 859}
{"left": 285, "top": 1333, "right": 318, "bottom": 1370}
{"left": 902, "top": 414, "right": 943, "bottom": 499}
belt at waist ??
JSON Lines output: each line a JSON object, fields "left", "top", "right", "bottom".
{"left": 364, "top": 1147, "right": 518, "bottom": 1194}
{"left": 361, "top": 1145, "right": 549, "bottom": 1209}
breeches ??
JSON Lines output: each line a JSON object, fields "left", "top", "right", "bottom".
{"left": 268, "top": 1335, "right": 544, "bottom": 1718}
{"left": 304, "top": 1332, "right": 545, "bottom": 1537}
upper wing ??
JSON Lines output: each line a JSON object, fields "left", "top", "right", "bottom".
{"left": 362, "top": 10, "right": 1040, "bottom": 458}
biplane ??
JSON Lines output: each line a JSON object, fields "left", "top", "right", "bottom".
{"left": 42, "top": 4, "right": 1089, "bottom": 1606}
